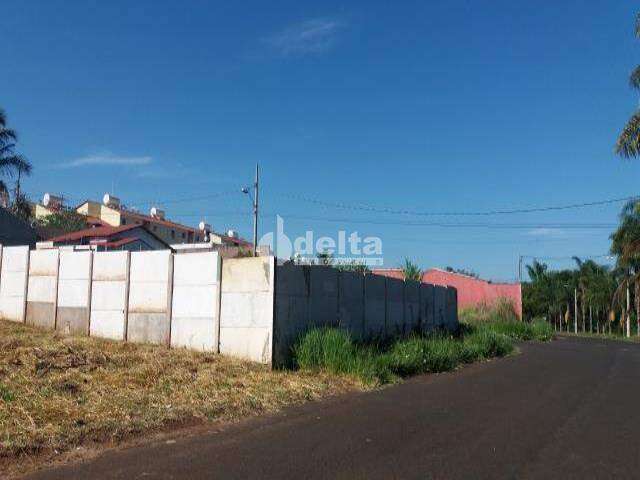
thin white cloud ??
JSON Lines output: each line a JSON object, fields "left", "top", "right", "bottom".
{"left": 526, "top": 228, "right": 566, "bottom": 238}
{"left": 265, "top": 18, "right": 346, "bottom": 56}
{"left": 59, "top": 152, "right": 153, "bottom": 168}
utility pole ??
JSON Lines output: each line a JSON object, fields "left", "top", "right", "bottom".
{"left": 253, "top": 163, "right": 259, "bottom": 257}
{"left": 574, "top": 287, "right": 578, "bottom": 334}
{"left": 518, "top": 255, "right": 523, "bottom": 283}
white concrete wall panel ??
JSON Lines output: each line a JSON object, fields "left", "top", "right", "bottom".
{"left": 127, "top": 250, "right": 172, "bottom": 345}
{"left": 26, "top": 249, "right": 59, "bottom": 330}
{"left": 90, "top": 251, "right": 129, "bottom": 341}
{"left": 171, "top": 251, "right": 221, "bottom": 352}
{"left": 0, "top": 246, "right": 29, "bottom": 322}
{"left": 220, "top": 257, "right": 274, "bottom": 364}
{"left": 56, "top": 250, "right": 92, "bottom": 335}
{"left": 363, "top": 274, "right": 386, "bottom": 340}
{"left": 404, "top": 280, "right": 420, "bottom": 335}
{"left": 420, "top": 284, "right": 435, "bottom": 334}
{"left": 385, "top": 278, "right": 404, "bottom": 337}
{"left": 308, "top": 267, "right": 338, "bottom": 328}
{"left": 434, "top": 285, "right": 447, "bottom": 329}
{"left": 338, "top": 271, "right": 364, "bottom": 341}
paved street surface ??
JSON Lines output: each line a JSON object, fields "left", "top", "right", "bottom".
{"left": 26, "top": 337, "right": 640, "bottom": 479}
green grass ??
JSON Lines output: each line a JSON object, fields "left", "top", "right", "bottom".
{"left": 293, "top": 318, "right": 553, "bottom": 386}
{"left": 473, "top": 319, "right": 554, "bottom": 342}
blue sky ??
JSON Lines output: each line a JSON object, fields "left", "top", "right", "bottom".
{"left": 2, "top": 0, "right": 639, "bottom": 280}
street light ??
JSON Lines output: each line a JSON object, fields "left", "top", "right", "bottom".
{"left": 241, "top": 164, "right": 259, "bottom": 256}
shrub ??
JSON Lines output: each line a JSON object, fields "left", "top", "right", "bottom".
{"left": 475, "top": 319, "right": 553, "bottom": 342}
{"left": 460, "top": 297, "right": 519, "bottom": 324}
{"left": 293, "top": 328, "right": 386, "bottom": 384}
{"left": 292, "top": 317, "right": 550, "bottom": 386}
{"left": 294, "top": 328, "right": 358, "bottom": 372}
{"left": 462, "top": 330, "right": 513, "bottom": 360}
{"left": 422, "top": 336, "right": 462, "bottom": 372}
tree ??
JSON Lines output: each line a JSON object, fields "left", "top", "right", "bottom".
{"left": 610, "top": 200, "right": 640, "bottom": 336}
{"left": 616, "top": 13, "right": 640, "bottom": 158}
{"left": 401, "top": 258, "right": 422, "bottom": 282}
{"left": 10, "top": 193, "right": 33, "bottom": 223}
{"left": 37, "top": 210, "right": 87, "bottom": 233}
{"left": 315, "top": 251, "right": 334, "bottom": 266}
{"left": 526, "top": 260, "right": 548, "bottom": 283}
{"left": 0, "top": 108, "right": 32, "bottom": 206}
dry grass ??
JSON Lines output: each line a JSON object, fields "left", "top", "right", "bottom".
{"left": 0, "top": 320, "right": 363, "bottom": 469}
{"left": 459, "top": 297, "right": 519, "bottom": 324}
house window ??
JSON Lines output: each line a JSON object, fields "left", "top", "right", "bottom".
{"left": 122, "top": 219, "right": 126, "bottom": 225}
{"left": 171, "top": 230, "right": 175, "bottom": 239}
{"left": 181, "top": 232, "right": 185, "bottom": 239}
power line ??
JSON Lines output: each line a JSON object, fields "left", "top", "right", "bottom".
{"left": 170, "top": 211, "right": 617, "bottom": 229}
{"left": 120, "top": 190, "right": 241, "bottom": 207}
{"left": 272, "top": 192, "right": 639, "bottom": 217}
{"left": 520, "top": 253, "right": 614, "bottom": 261}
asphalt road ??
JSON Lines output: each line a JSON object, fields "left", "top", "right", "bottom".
{"left": 25, "top": 336, "right": 640, "bottom": 480}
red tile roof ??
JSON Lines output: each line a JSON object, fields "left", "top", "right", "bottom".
{"left": 121, "top": 210, "right": 198, "bottom": 232}
{"left": 219, "top": 234, "right": 252, "bottom": 247}
{"left": 74, "top": 199, "right": 250, "bottom": 246}
{"left": 47, "top": 224, "right": 140, "bottom": 243}
{"left": 92, "top": 237, "right": 138, "bottom": 248}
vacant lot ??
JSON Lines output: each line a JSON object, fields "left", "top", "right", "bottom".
{"left": 0, "top": 320, "right": 362, "bottom": 474}
{"left": 0, "top": 307, "right": 553, "bottom": 477}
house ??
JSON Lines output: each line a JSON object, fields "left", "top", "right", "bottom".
{"left": 0, "top": 206, "right": 38, "bottom": 246}
{"left": 43, "top": 224, "right": 170, "bottom": 251}
{"left": 372, "top": 267, "right": 522, "bottom": 319}
{"left": 34, "top": 192, "right": 203, "bottom": 244}
{"left": 35, "top": 192, "right": 253, "bottom": 254}
{"left": 76, "top": 196, "right": 204, "bottom": 245}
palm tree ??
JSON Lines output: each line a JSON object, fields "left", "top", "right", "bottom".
{"left": 610, "top": 200, "right": 640, "bottom": 336}
{"left": 616, "top": 13, "right": 640, "bottom": 158}
{"left": 0, "top": 108, "right": 32, "bottom": 207}
{"left": 401, "top": 258, "right": 422, "bottom": 282}
{"left": 526, "top": 260, "right": 548, "bottom": 283}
